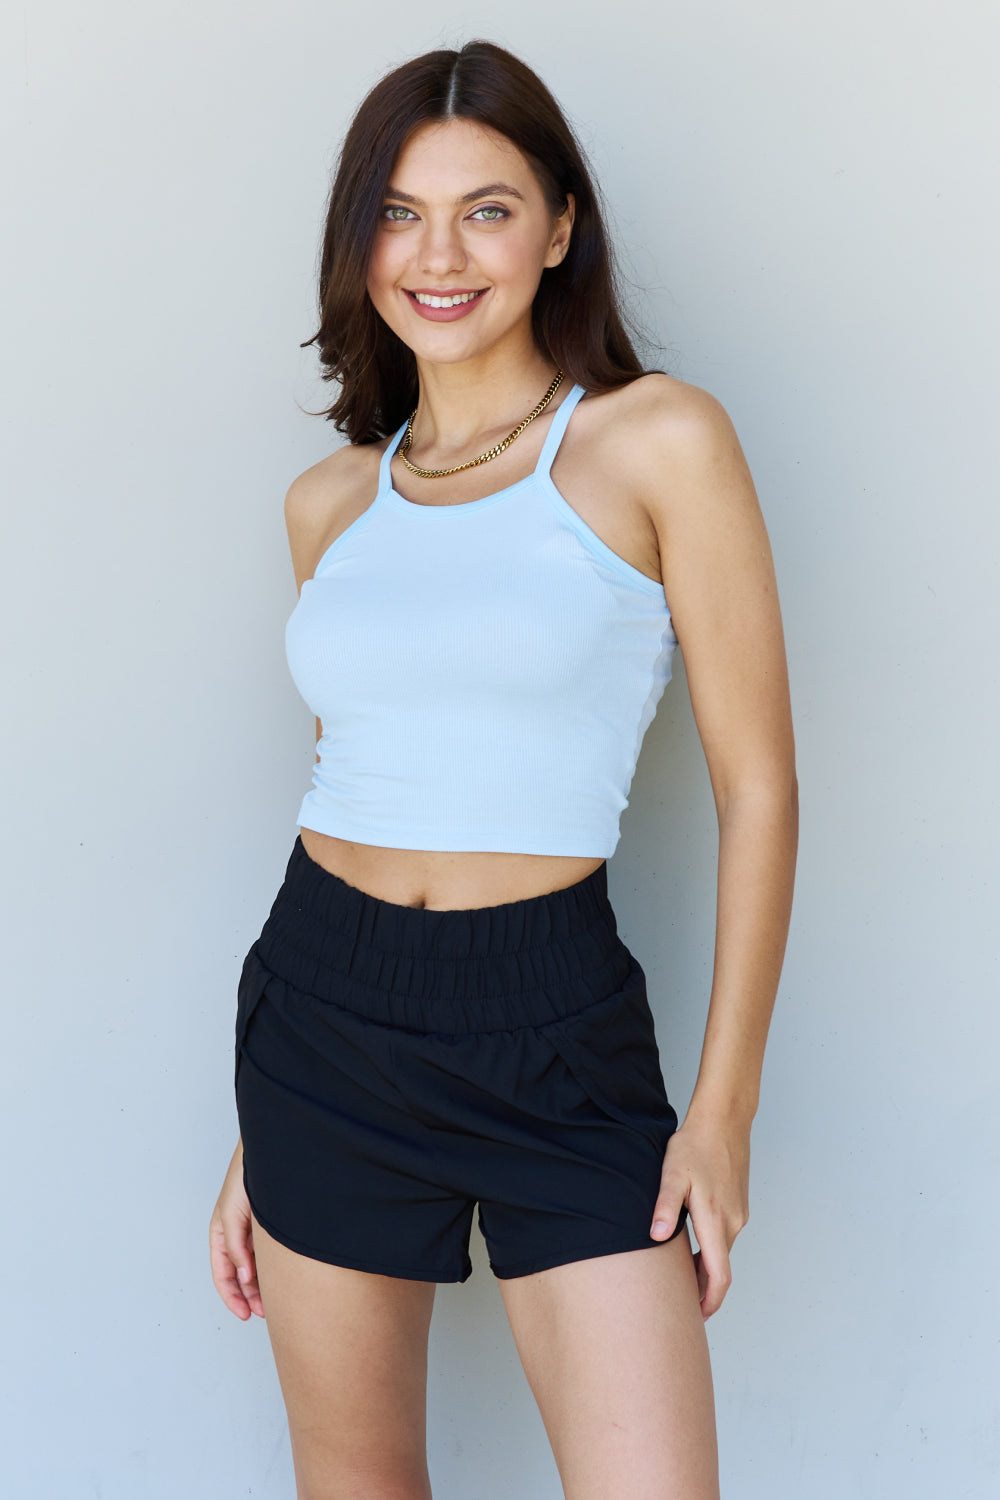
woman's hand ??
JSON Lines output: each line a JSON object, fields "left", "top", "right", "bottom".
{"left": 649, "top": 1113, "right": 751, "bottom": 1320}
{"left": 209, "top": 1139, "right": 265, "bottom": 1320}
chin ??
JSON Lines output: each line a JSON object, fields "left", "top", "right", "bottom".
{"left": 410, "top": 339, "right": 493, "bottom": 366}
{"left": 392, "top": 322, "right": 502, "bottom": 365}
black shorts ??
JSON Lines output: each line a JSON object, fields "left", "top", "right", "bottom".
{"left": 234, "top": 835, "right": 687, "bottom": 1283}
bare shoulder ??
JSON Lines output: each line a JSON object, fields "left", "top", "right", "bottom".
{"left": 284, "top": 441, "right": 383, "bottom": 534}
{"left": 593, "top": 372, "right": 742, "bottom": 468}
{"left": 283, "top": 440, "right": 385, "bottom": 590}
{"left": 587, "top": 372, "right": 759, "bottom": 531}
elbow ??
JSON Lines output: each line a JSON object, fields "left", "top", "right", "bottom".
{"left": 716, "top": 764, "right": 798, "bottom": 827}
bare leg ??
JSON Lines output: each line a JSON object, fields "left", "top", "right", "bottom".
{"left": 498, "top": 1229, "right": 719, "bottom": 1500}
{"left": 251, "top": 1212, "right": 438, "bottom": 1500}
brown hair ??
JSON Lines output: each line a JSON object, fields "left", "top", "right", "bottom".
{"left": 302, "top": 40, "right": 651, "bottom": 443}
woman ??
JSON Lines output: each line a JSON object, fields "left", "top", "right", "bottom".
{"left": 210, "top": 39, "right": 797, "bottom": 1500}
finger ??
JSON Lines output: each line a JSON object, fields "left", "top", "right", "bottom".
{"left": 224, "top": 1218, "right": 266, "bottom": 1320}
{"left": 209, "top": 1221, "right": 252, "bottom": 1320}
{"left": 236, "top": 1249, "right": 266, "bottom": 1319}
{"left": 227, "top": 1208, "right": 267, "bottom": 1319}
{"left": 693, "top": 1222, "right": 733, "bottom": 1319}
{"left": 692, "top": 1248, "right": 709, "bottom": 1305}
{"left": 650, "top": 1170, "right": 689, "bottom": 1241}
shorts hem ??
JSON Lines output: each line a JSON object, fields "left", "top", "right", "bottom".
{"left": 489, "top": 1230, "right": 684, "bottom": 1281}
{"left": 246, "top": 1194, "right": 473, "bottom": 1284}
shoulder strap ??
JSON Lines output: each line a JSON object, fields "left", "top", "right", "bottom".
{"left": 534, "top": 382, "right": 587, "bottom": 478}
{"left": 378, "top": 416, "right": 410, "bottom": 494}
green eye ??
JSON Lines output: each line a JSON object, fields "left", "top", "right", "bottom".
{"left": 383, "top": 205, "right": 414, "bottom": 221}
{"left": 471, "top": 205, "right": 508, "bottom": 222}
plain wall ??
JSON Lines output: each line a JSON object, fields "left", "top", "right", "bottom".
{"left": 3, "top": 2, "right": 997, "bottom": 1495}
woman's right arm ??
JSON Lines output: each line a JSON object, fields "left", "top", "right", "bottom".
{"left": 209, "top": 446, "right": 377, "bottom": 1318}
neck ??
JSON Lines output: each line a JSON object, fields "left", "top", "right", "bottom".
{"left": 409, "top": 330, "right": 561, "bottom": 458}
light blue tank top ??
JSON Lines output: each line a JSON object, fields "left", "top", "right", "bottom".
{"left": 284, "top": 382, "right": 678, "bottom": 858}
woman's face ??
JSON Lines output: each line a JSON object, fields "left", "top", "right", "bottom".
{"left": 366, "top": 117, "right": 573, "bottom": 369}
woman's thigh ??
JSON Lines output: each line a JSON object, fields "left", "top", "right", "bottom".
{"left": 498, "top": 1229, "right": 719, "bottom": 1500}
{"left": 251, "top": 1212, "right": 437, "bottom": 1500}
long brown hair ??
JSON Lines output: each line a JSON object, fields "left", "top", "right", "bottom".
{"left": 303, "top": 40, "right": 651, "bottom": 443}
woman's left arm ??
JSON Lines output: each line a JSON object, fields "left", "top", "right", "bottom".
{"left": 631, "top": 377, "right": 799, "bottom": 1319}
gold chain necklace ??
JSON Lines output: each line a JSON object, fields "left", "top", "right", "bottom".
{"left": 397, "top": 370, "right": 564, "bottom": 480}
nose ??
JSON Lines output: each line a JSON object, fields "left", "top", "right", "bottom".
{"left": 417, "top": 216, "right": 468, "bottom": 278}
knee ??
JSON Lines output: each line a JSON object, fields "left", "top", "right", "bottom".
{"left": 295, "top": 1459, "right": 433, "bottom": 1500}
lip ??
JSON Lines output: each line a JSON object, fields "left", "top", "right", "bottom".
{"left": 403, "top": 287, "right": 489, "bottom": 323}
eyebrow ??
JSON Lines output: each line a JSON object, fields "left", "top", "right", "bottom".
{"left": 382, "top": 181, "right": 526, "bottom": 206}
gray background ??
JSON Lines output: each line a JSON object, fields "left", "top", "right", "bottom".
{"left": 3, "top": 1, "right": 997, "bottom": 1495}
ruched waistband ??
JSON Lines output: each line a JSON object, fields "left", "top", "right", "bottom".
{"left": 251, "top": 836, "right": 635, "bottom": 1034}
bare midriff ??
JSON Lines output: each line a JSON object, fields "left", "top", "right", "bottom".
{"left": 298, "top": 826, "right": 605, "bottom": 911}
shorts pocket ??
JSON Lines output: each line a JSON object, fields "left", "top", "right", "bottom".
{"left": 234, "top": 942, "right": 271, "bottom": 1093}
{"left": 539, "top": 956, "right": 678, "bottom": 1153}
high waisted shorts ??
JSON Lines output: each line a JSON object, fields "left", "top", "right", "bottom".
{"left": 234, "top": 835, "right": 687, "bottom": 1283}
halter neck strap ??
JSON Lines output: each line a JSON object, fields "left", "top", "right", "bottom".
{"left": 534, "top": 383, "right": 587, "bottom": 478}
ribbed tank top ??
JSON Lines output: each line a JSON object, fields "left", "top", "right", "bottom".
{"left": 284, "top": 382, "right": 678, "bottom": 858}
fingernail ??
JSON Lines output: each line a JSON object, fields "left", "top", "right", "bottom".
{"left": 237, "top": 1265, "right": 250, "bottom": 1282}
{"left": 651, "top": 1221, "right": 670, "bottom": 1237}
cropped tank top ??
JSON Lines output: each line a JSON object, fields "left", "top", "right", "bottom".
{"left": 284, "top": 382, "right": 678, "bottom": 858}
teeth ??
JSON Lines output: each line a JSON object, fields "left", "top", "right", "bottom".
{"left": 413, "top": 290, "right": 482, "bottom": 308}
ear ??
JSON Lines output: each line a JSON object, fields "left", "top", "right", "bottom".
{"left": 544, "top": 191, "right": 575, "bottom": 268}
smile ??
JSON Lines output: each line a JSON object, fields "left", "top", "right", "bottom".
{"left": 408, "top": 288, "right": 487, "bottom": 308}
{"left": 403, "top": 287, "right": 490, "bottom": 322}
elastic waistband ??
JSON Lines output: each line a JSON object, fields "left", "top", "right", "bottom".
{"left": 252, "top": 835, "right": 633, "bottom": 1033}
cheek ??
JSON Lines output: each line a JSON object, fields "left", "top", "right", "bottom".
{"left": 368, "top": 227, "right": 417, "bottom": 298}
{"left": 366, "top": 238, "right": 394, "bottom": 296}
{"left": 481, "top": 230, "right": 549, "bottom": 295}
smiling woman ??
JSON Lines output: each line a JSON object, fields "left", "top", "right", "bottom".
{"left": 368, "top": 120, "right": 572, "bottom": 357}
{"left": 210, "top": 36, "right": 797, "bottom": 1500}
{"left": 303, "top": 42, "right": 645, "bottom": 444}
